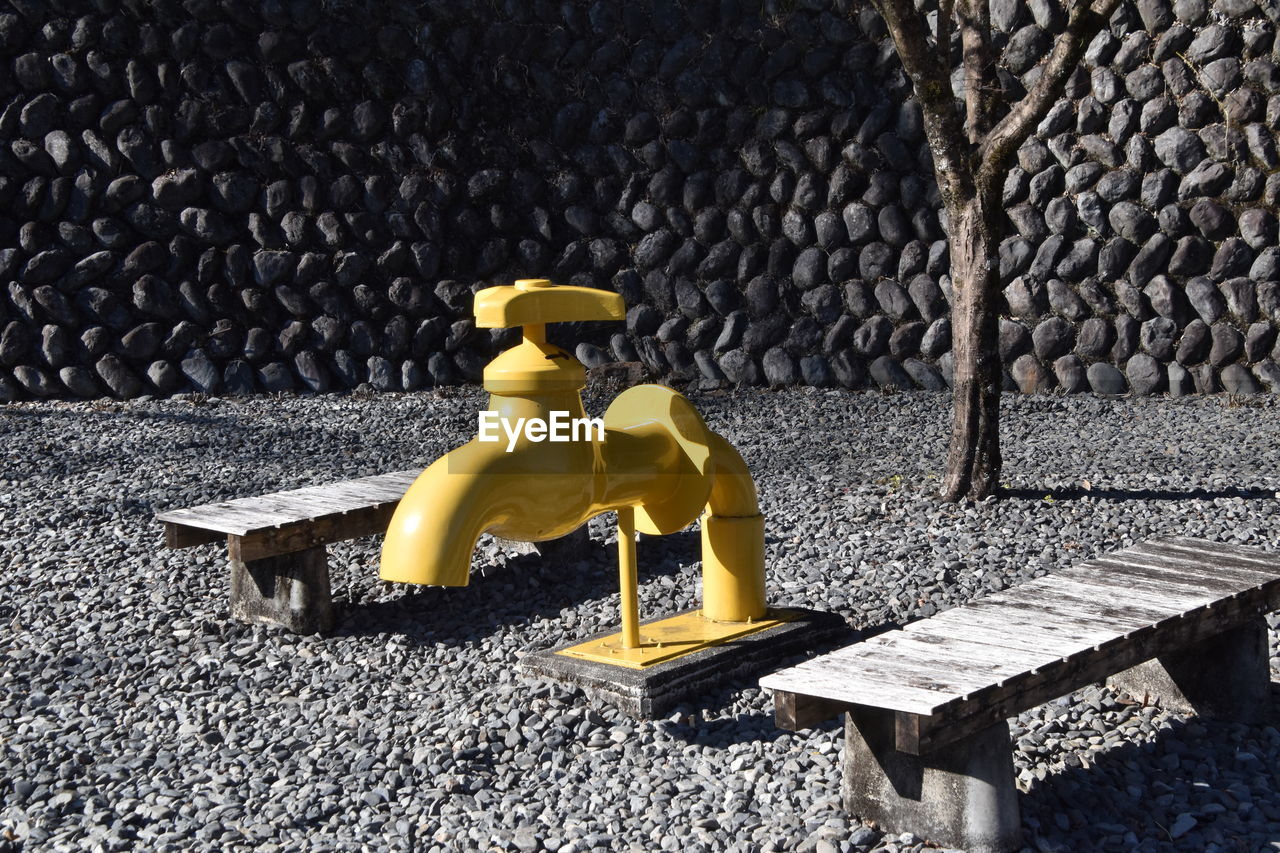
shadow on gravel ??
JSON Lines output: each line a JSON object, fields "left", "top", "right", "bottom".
{"left": 1003, "top": 486, "right": 1277, "bottom": 502}
{"left": 660, "top": 626, "right": 868, "bottom": 747}
{"left": 0, "top": 406, "right": 234, "bottom": 428}
{"left": 1021, "top": 689, "right": 1280, "bottom": 851}
{"left": 665, "top": 704, "right": 823, "bottom": 748}
{"left": 341, "top": 532, "right": 695, "bottom": 643}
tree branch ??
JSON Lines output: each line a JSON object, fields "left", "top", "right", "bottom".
{"left": 958, "top": 0, "right": 994, "bottom": 142}
{"left": 870, "top": 0, "right": 975, "bottom": 205}
{"left": 977, "top": 0, "right": 1121, "bottom": 185}
{"left": 936, "top": 0, "right": 955, "bottom": 68}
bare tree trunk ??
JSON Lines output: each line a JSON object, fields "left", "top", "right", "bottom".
{"left": 941, "top": 194, "right": 1001, "bottom": 501}
{"left": 869, "top": 0, "right": 1121, "bottom": 502}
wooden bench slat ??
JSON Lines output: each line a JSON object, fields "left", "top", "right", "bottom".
{"left": 854, "top": 632, "right": 1043, "bottom": 682}
{"left": 972, "top": 588, "right": 1181, "bottom": 629}
{"left": 853, "top": 631, "right": 1073, "bottom": 683}
{"left": 1161, "top": 536, "right": 1278, "bottom": 563}
{"left": 158, "top": 503, "right": 304, "bottom": 534}
{"left": 911, "top": 604, "right": 1141, "bottom": 650}
{"left": 767, "top": 630, "right": 1052, "bottom": 711}
{"left": 1140, "top": 538, "right": 1280, "bottom": 575}
{"left": 1082, "top": 556, "right": 1267, "bottom": 599}
{"left": 996, "top": 574, "right": 1214, "bottom": 615}
{"left": 761, "top": 656, "right": 958, "bottom": 716}
{"left": 229, "top": 504, "right": 403, "bottom": 562}
{"left": 1096, "top": 543, "right": 1279, "bottom": 585}
{"left": 156, "top": 469, "right": 423, "bottom": 541}
{"left": 1064, "top": 562, "right": 1256, "bottom": 606}
{"left": 913, "top": 600, "right": 1142, "bottom": 649}
{"left": 903, "top": 616, "right": 1120, "bottom": 660}
{"left": 1088, "top": 553, "right": 1274, "bottom": 592}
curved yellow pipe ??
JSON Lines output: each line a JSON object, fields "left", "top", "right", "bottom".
{"left": 379, "top": 389, "right": 767, "bottom": 623}
{"left": 700, "top": 433, "right": 767, "bottom": 622}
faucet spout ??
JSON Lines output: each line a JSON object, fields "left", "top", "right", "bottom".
{"left": 379, "top": 441, "right": 511, "bottom": 587}
{"left": 379, "top": 437, "right": 597, "bottom": 586}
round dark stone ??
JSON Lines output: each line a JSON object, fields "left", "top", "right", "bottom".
{"left": 1053, "top": 355, "right": 1088, "bottom": 393}
{"left": 792, "top": 247, "right": 827, "bottom": 290}
{"left": 1209, "top": 323, "right": 1244, "bottom": 366}
{"left": 1087, "top": 362, "right": 1128, "bottom": 394}
{"left": 873, "top": 280, "right": 915, "bottom": 321}
{"left": 1032, "top": 317, "right": 1075, "bottom": 360}
{"left": 1220, "top": 362, "right": 1262, "bottom": 393}
{"left": 868, "top": 355, "right": 914, "bottom": 390}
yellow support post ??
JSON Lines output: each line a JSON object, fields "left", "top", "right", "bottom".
{"left": 617, "top": 507, "right": 640, "bottom": 650}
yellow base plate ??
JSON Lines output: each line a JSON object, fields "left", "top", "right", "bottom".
{"left": 555, "top": 609, "right": 797, "bottom": 670}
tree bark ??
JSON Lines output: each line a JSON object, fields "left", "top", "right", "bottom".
{"left": 941, "top": 193, "right": 1001, "bottom": 501}
{"left": 869, "top": 0, "right": 1122, "bottom": 502}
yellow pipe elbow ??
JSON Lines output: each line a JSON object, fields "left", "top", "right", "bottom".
{"left": 379, "top": 440, "right": 521, "bottom": 587}
{"left": 700, "top": 431, "right": 767, "bottom": 623}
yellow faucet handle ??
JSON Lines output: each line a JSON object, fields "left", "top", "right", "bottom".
{"left": 473, "top": 279, "right": 624, "bottom": 329}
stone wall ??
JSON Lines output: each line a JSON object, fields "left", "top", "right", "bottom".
{"left": 0, "top": 0, "right": 1277, "bottom": 400}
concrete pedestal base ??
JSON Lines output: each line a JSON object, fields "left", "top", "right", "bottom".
{"left": 230, "top": 546, "right": 335, "bottom": 634}
{"left": 842, "top": 709, "right": 1022, "bottom": 853}
{"left": 1108, "top": 617, "right": 1272, "bottom": 724}
{"left": 522, "top": 608, "right": 849, "bottom": 718}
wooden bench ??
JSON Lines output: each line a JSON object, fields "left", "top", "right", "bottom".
{"left": 760, "top": 537, "right": 1279, "bottom": 853}
{"left": 156, "top": 470, "right": 589, "bottom": 634}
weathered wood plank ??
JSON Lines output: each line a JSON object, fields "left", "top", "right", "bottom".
{"left": 229, "top": 503, "right": 402, "bottom": 562}
{"left": 916, "top": 600, "right": 1137, "bottom": 647}
{"left": 163, "top": 522, "right": 224, "bottom": 549}
{"left": 1087, "top": 545, "right": 1275, "bottom": 582}
{"left": 1120, "top": 542, "right": 1279, "bottom": 583}
{"left": 1160, "top": 537, "right": 1276, "bottom": 562}
{"left": 852, "top": 631, "right": 1064, "bottom": 683}
{"left": 773, "top": 690, "right": 853, "bottom": 731}
{"left": 995, "top": 576, "right": 1209, "bottom": 615}
{"left": 1030, "top": 562, "right": 1231, "bottom": 604}
{"left": 1079, "top": 558, "right": 1261, "bottom": 600}
{"left": 775, "top": 641, "right": 1009, "bottom": 702}
{"left": 1081, "top": 555, "right": 1265, "bottom": 593}
{"left": 905, "top": 614, "right": 1119, "bottom": 658}
{"left": 760, "top": 654, "right": 959, "bottom": 716}
{"left": 1139, "top": 539, "right": 1280, "bottom": 576}
{"left": 902, "top": 589, "right": 1274, "bottom": 753}
{"left": 156, "top": 469, "right": 424, "bottom": 546}
{"left": 157, "top": 502, "right": 301, "bottom": 534}
{"left": 972, "top": 590, "right": 1177, "bottom": 630}
{"left": 902, "top": 619, "right": 1098, "bottom": 666}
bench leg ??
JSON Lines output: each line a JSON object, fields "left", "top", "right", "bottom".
{"left": 1108, "top": 616, "right": 1271, "bottom": 724}
{"left": 230, "top": 546, "right": 335, "bottom": 635}
{"left": 842, "top": 709, "right": 1022, "bottom": 853}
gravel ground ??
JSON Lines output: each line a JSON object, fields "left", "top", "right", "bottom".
{"left": 3, "top": 387, "right": 1280, "bottom": 853}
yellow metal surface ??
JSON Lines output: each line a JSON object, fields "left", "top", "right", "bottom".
{"left": 473, "top": 278, "right": 624, "bottom": 329}
{"left": 617, "top": 507, "right": 640, "bottom": 649}
{"left": 556, "top": 609, "right": 798, "bottom": 669}
{"left": 602, "top": 385, "right": 713, "bottom": 536}
{"left": 379, "top": 276, "right": 770, "bottom": 649}
{"left": 482, "top": 337, "right": 586, "bottom": 395}
{"left": 700, "top": 512, "right": 767, "bottom": 622}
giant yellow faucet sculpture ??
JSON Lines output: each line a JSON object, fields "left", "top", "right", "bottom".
{"left": 380, "top": 278, "right": 782, "bottom": 666}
